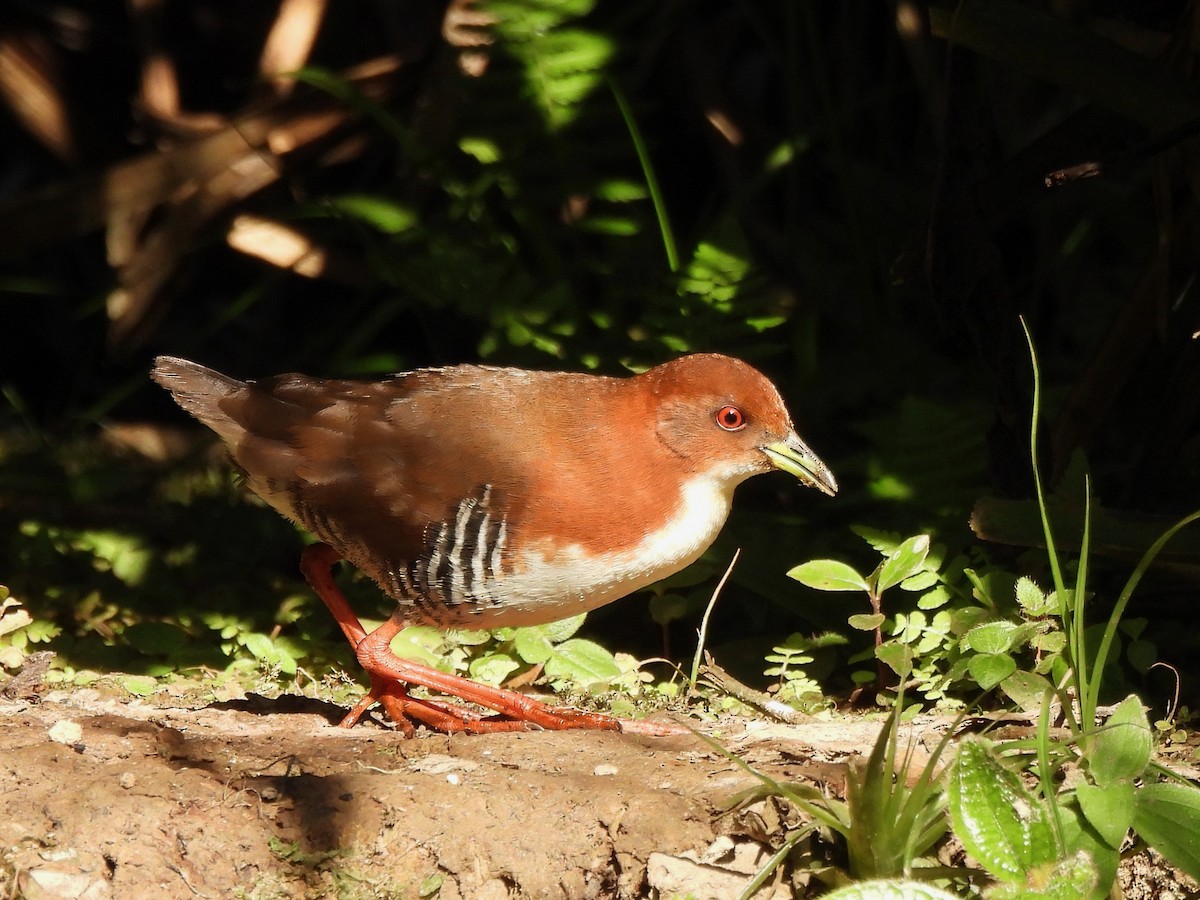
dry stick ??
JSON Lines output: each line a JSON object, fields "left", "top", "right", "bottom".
{"left": 688, "top": 548, "right": 740, "bottom": 692}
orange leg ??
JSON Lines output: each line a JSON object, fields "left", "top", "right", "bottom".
{"left": 302, "top": 543, "right": 498, "bottom": 733}
{"left": 300, "top": 543, "right": 682, "bottom": 735}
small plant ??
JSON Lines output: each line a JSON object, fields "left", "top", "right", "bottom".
{"left": 0, "top": 585, "right": 58, "bottom": 672}
{"left": 947, "top": 734, "right": 1107, "bottom": 898}
{"left": 712, "top": 693, "right": 956, "bottom": 895}
{"left": 787, "top": 529, "right": 1072, "bottom": 709}
{"left": 370, "top": 611, "right": 661, "bottom": 702}
{"left": 763, "top": 632, "right": 845, "bottom": 709}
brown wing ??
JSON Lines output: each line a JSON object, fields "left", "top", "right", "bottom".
{"left": 153, "top": 358, "right": 538, "bottom": 582}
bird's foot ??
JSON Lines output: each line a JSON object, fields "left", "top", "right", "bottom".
{"left": 336, "top": 676, "right": 526, "bottom": 735}
{"left": 339, "top": 674, "right": 621, "bottom": 734}
{"left": 343, "top": 667, "right": 686, "bottom": 736}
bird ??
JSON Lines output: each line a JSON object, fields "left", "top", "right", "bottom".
{"left": 151, "top": 353, "right": 837, "bottom": 735}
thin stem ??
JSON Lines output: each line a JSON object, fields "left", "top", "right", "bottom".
{"left": 608, "top": 78, "right": 679, "bottom": 272}
{"left": 1085, "top": 508, "right": 1200, "bottom": 720}
{"left": 690, "top": 548, "right": 740, "bottom": 691}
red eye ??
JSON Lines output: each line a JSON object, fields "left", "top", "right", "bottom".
{"left": 716, "top": 405, "right": 746, "bottom": 431}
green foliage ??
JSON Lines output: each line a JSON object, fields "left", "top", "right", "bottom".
{"left": 278, "top": 0, "right": 799, "bottom": 376}
{"left": 941, "top": 692, "right": 1200, "bottom": 900}
{"left": 712, "top": 699, "right": 954, "bottom": 892}
{"left": 935, "top": 327, "right": 1200, "bottom": 896}
{"left": 0, "top": 586, "right": 60, "bottom": 672}
{"left": 948, "top": 737, "right": 1104, "bottom": 899}
{"left": 767, "top": 326, "right": 1200, "bottom": 894}
{"left": 1134, "top": 782, "right": 1200, "bottom": 876}
{"left": 383, "top": 612, "right": 660, "bottom": 699}
{"left": 840, "top": 704, "right": 950, "bottom": 880}
{"left": 788, "top": 530, "right": 1077, "bottom": 709}
{"left": 820, "top": 884, "right": 960, "bottom": 900}
{"left": 763, "top": 632, "right": 846, "bottom": 708}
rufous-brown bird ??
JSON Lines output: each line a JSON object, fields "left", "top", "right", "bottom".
{"left": 152, "top": 353, "right": 837, "bottom": 735}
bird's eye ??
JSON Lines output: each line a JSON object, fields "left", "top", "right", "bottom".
{"left": 715, "top": 405, "right": 746, "bottom": 431}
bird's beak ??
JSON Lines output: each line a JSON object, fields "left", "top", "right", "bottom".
{"left": 763, "top": 433, "right": 838, "bottom": 496}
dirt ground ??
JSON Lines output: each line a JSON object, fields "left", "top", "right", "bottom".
{"left": 1, "top": 689, "right": 1196, "bottom": 900}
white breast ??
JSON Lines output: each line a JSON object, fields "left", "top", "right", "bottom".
{"left": 464, "top": 475, "right": 735, "bottom": 628}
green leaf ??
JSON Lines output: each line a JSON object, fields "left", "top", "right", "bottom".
{"left": 875, "top": 642, "right": 913, "bottom": 677}
{"left": 324, "top": 194, "right": 418, "bottom": 234}
{"left": 917, "top": 586, "right": 952, "bottom": 610}
{"left": 0, "top": 605, "right": 32, "bottom": 637}
{"left": 949, "top": 606, "right": 991, "bottom": 635}
{"left": 820, "top": 880, "right": 960, "bottom": 900}
{"left": 1088, "top": 694, "right": 1152, "bottom": 786}
{"left": 24, "top": 620, "right": 60, "bottom": 644}
{"left": 592, "top": 178, "right": 649, "bottom": 202}
{"left": 1057, "top": 802, "right": 1118, "bottom": 898}
{"left": 850, "top": 525, "right": 903, "bottom": 553}
{"left": 967, "top": 568, "right": 1018, "bottom": 610}
{"left": 1126, "top": 639, "right": 1157, "bottom": 673}
{"left": 509, "top": 614, "right": 587, "bottom": 664}
{"left": 238, "top": 632, "right": 298, "bottom": 675}
{"left": 418, "top": 874, "right": 444, "bottom": 898}
{"left": 74, "top": 530, "right": 152, "bottom": 586}
{"left": 849, "top": 613, "right": 886, "bottom": 631}
{"left": 444, "top": 628, "right": 492, "bottom": 646}
{"left": 1133, "top": 781, "right": 1200, "bottom": 879}
{"left": 0, "top": 646, "right": 23, "bottom": 668}
{"left": 1000, "top": 670, "right": 1054, "bottom": 713}
{"left": 537, "top": 613, "right": 586, "bottom": 644}
{"left": 877, "top": 535, "right": 931, "bottom": 592}
{"left": 468, "top": 653, "right": 521, "bottom": 686}
{"left": 241, "top": 633, "right": 274, "bottom": 660}
{"left": 891, "top": 610, "right": 925, "bottom": 643}
{"left": 963, "top": 621, "right": 1018, "bottom": 654}
{"left": 787, "top": 559, "right": 869, "bottom": 592}
{"left": 513, "top": 629, "right": 555, "bottom": 665}
{"left": 968, "top": 652, "right": 1017, "bottom": 689}
{"left": 988, "top": 851, "right": 1101, "bottom": 900}
{"left": 678, "top": 240, "right": 751, "bottom": 302}
{"left": 1076, "top": 780, "right": 1135, "bottom": 849}
{"left": 1031, "top": 630, "right": 1067, "bottom": 654}
{"left": 899, "top": 570, "right": 939, "bottom": 592}
{"left": 544, "top": 638, "right": 621, "bottom": 685}
{"left": 1120, "top": 617, "right": 1148, "bottom": 640}
{"left": 389, "top": 626, "right": 447, "bottom": 668}
{"left": 458, "top": 136, "right": 501, "bottom": 163}
{"left": 576, "top": 215, "right": 639, "bottom": 236}
{"left": 647, "top": 593, "right": 694, "bottom": 627}
{"left": 1015, "top": 576, "right": 1054, "bottom": 615}
{"left": 119, "top": 674, "right": 159, "bottom": 697}
{"left": 948, "top": 737, "right": 1057, "bottom": 882}
{"left": 746, "top": 315, "right": 786, "bottom": 332}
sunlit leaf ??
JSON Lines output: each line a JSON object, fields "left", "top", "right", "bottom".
{"left": 788, "top": 560, "right": 869, "bottom": 592}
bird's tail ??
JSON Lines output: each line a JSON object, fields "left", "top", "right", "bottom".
{"left": 151, "top": 355, "right": 246, "bottom": 442}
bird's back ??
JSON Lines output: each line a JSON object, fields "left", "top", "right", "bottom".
{"left": 153, "top": 357, "right": 684, "bottom": 624}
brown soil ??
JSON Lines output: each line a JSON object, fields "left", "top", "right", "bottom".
{"left": 1, "top": 690, "right": 1194, "bottom": 899}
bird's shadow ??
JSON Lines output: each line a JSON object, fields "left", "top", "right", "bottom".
{"left": 208, "top": 692, "right": 364, "bottom": 726}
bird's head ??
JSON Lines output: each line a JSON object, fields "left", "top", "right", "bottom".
{"left": 644, "top": 354, "right": 837, "bottom": 496}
